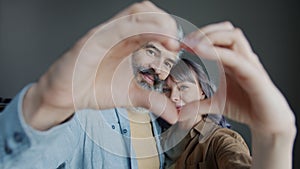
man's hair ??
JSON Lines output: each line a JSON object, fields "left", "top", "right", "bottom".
{"left": 175, "top": 22, "right": 184, "bottom": 58}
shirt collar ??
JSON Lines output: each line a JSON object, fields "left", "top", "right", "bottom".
{"left": 189, "top": 118, "right": 219, "bottom": 142}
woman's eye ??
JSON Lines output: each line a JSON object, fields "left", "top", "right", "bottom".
{"left": 179, "top": 85, "right": 188, "bottom": 91}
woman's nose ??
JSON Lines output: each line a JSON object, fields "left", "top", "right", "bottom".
{"left": 170, "top": 89, "right": 180, "bottom": 103}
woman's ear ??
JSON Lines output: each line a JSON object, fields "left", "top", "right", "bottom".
{"left": 199, "top": 90, "right": 206, "bottom": 100}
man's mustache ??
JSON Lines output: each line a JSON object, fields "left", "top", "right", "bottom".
{"left": 139, "top": 68, "right": 163, "bottom": 90}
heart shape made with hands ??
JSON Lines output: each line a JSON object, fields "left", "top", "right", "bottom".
{"left": 72, "top": 13, "right": 226, "bottom": 125}
{"left": 71, "top": 11, "right": 227, "bottom": 157}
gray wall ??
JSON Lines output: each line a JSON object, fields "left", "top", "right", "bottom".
{"left": 1, "top": 0, "right": 299, "bottom": 168}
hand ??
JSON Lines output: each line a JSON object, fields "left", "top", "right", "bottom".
{"left": 23, "top": 1, "right": 180, "bottom": 130}
{"left": 179, "top": 22, "right": 296, "bottom": 169}
{"left": 180, "top": 21, "right": 296, "bottom": 135}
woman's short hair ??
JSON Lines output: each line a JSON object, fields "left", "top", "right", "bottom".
{"left": 169, "top": 57, "right": 230, "bottom": 128}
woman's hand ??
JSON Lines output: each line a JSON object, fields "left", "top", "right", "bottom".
{"left": 181, "top": 21, "right": 295, "bottom": 135}
{"left": 180, "top": 21, "right": 296, "bottom": 169}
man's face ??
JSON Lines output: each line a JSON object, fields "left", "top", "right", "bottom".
{"left": 132, "top": 41, "right": 179, "bottom": 91}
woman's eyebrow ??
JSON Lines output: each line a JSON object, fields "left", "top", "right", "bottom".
{"left": 177, "top": 80, "right": 196, "bottom": 85}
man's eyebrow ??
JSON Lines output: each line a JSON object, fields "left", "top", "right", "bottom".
{"left": 166, "top": 58, "right": 176, "bottom": 65}
{"left": 144, "top": 44, "right": 161, "bottom": 55}
{"left": 144, "top": 43, "right": 177, "bottom": 64}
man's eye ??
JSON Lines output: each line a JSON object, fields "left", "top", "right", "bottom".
{"left": 164, "top": 61, "right": 172, "bottom": 69}
{"left": 146, "top": 49, "right": 156, "bottom": 56}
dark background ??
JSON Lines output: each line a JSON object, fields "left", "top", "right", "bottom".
{"left": 0, "top": 0, "right": 299, "bottom": 168}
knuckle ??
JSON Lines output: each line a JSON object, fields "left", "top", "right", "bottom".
{"left": 234, "top": 28, "right": 243, "bottom": 36}
{"left": 142, "top": 1, "right": 155, "bottom": 7}
{"left": 129, "top": 1, "right": 160, "bottom": 14}
{"left": 130, "top": 1, "right": 156, "bottom": 12}
{"left": 130, "top": 3, "right": 142, "bottom": 11}
{"left": 223, "top": 21, "right": 234, "bottom": 29}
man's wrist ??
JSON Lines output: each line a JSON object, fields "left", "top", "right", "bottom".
{"left": 23, "top": 83, "right": 43, "bottom": 130}
{"left": 22, "top": 81, "right": 75, "bottom": 131}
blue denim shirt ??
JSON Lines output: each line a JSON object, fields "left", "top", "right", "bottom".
{"left": 0, "top": 85, "right": 164, "bottom": 169}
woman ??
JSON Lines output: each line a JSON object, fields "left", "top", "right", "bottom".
{"left": 163, "top": 58, "right": 252, "bottom": 169}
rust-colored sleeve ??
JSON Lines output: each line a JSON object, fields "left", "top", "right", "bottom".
{"left": 213, "top": 128, "right": 252, "bottom": 169}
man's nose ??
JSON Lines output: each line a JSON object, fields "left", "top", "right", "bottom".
{"left": 150, "top": 60, "right": 166, "bottom": 80}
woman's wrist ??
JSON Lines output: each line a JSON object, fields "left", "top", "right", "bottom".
{"left": 250, "top": 123, "right": 296, "bottom": 169}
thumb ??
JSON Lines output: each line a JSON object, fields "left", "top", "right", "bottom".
{"left": 130, "top": 84, "right": 178, "bottom": 124}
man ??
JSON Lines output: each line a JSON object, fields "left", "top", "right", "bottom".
{"left": 0, "top": 39, "right": 180, "bottom": 168}
{"left": 1, "top": 43, "right": 179, "bottom": 169}
{"left": 0, "top": 2, "right": 181, "bottom": 169}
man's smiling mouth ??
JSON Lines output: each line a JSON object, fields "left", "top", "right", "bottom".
{"left": 140, "top": 72, "right": 154, "bottom": 85}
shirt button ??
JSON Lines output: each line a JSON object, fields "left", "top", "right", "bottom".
{"left": 57, "top": 162, "right": 66, "bottom": 169}
{"left": 122, "top": 129, "right": 127, "bottom": 134}
{"left": 111, "top": 125, "right": 115, "bottom": 129}
{"left": 13, "top": 132, "right": 23, "bottom": 143}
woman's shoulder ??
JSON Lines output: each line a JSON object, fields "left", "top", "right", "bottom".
{"left": 209, "top": 127, "right": 250, "bottom": 154}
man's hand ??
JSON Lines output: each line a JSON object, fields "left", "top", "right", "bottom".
{"left": 23, "top": 1, "right": 180, "bottom": 131}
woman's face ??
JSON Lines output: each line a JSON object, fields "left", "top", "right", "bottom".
{"left": 164, "top": 71, "right": 205, "bottom": 112}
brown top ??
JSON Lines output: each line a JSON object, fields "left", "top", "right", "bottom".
{"left": 165, "top": 120, "right": 252, "bottom": 169}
